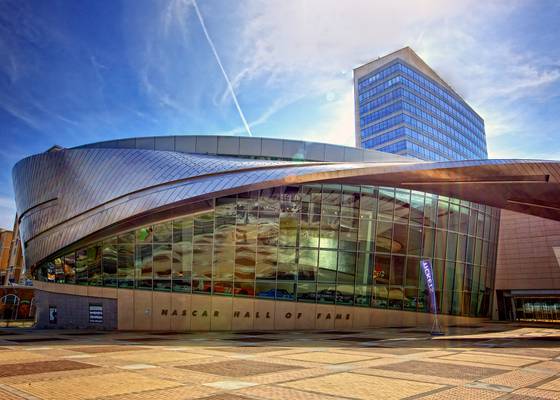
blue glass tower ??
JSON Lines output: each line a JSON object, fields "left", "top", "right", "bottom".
{"left": 354, "top": 47, "right": 487, "bottom": 161}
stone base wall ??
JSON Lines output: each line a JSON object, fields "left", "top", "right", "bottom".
{"left": 34, "top": 281, "right": 487, "bottom": 331}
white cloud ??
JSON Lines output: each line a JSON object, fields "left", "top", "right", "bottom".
{"left": 219, "top": 0, "right": 559, "bottom": 158}
{"left": 302, "top": 89, "right": 356, "bottom": 147}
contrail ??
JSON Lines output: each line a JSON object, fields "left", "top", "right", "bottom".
{"left": 192, "top": 0, "right": 252, "bottom": 137}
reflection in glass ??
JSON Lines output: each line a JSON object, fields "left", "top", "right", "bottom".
{"left": 35, "top": 184, "right": 499, "bottom": 318}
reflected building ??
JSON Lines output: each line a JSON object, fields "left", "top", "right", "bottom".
{"left": 13, "top": 135, "right": 560, "bottom": 330}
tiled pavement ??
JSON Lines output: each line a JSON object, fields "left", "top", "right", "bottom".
{"left": 0, "top": 324, "right": 557, "bottom": 399}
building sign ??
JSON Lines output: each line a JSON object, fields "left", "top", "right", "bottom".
{"left": 89, "top": 304, "right": 103, "bottom": 324}
{"left": 421, "top": 259, "right": 437, "bottom": 314}
{"left": 48, "top": 306, "right": 57, "bottom": 324}
{"left": 160, "top": 309, "right": 351, "bottom": 321}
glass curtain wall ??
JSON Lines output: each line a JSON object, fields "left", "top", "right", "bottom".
{"left": 36, "top": 184, "right": 500, "bottom": 317}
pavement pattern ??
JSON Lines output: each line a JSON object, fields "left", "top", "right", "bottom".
{"left": 0, "top": 323, "right": 558, "bottom": 399}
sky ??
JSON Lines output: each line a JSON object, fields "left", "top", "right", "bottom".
{"left": 0, "top": 0, "right": 559, "bottom": 229}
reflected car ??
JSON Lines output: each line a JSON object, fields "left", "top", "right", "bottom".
{"left": 257, "top": 288, "right": 294, "bottom": 300}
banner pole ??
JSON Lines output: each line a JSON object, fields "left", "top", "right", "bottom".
{"left": 421, "top": 259, "right": 444, "bottom": 336}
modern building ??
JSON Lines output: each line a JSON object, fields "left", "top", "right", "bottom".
{"left": 494, "top": 210, "right": 560, "bottom": 322}
{"left": 12, "top": 135, "right": 560, "bottom": 330}
{"left": 6, "top": 216, "right": 24, "bottom": 285}
{"left": 354, "top": 47, "right": 487, "bottom": 161}
{"left": 354, "top": 47, "right": 560, "bottom": 323}
{"left": 0, "top": 229, "right": 13, "bottom": 284}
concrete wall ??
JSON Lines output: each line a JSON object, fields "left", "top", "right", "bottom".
{"left": 495, "top": 210, "right": 560, "bottom": 291}
{"left": 34, "top": 281, "right": 486, "bottom": 331}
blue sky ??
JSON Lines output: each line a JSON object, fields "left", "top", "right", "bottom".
{"left": 1, "top": 0, "right": 559, "bottom": 229}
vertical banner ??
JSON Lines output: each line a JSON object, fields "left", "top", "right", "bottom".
{"left": 421, "top": 259, "right": 443, "bottom": 334}
{"left": 420, "top": 259, "right": 437, "bottom": 314}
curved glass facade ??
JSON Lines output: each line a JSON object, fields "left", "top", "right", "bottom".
{"left": 35, "top": 184, "right": 499, "bottom": 317}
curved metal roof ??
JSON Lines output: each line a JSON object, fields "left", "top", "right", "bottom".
{"left": 12, "top": 143, "right": 560, "bottom": 267}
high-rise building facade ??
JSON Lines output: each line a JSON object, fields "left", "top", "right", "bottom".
{"left": 354, "top": 47, "right": 487, "bottom": 161}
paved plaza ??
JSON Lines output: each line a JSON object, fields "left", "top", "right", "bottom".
{"left": 0, "top": 324, "right": 558, "bottom": 399}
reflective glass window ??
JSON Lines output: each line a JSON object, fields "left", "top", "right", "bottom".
{"left": 423, "top": 195, "right": 437, "bottom": 227}
{"left": 298, "top": 248, "right": 317, "bottom": 281}
{"left": 279, "top": 212, "right": 299, "bottom": 246}
{"left": 135, "top": 244, "right": 152, "bottom": 289}
{"left": 405, "top": 257, "right": 420, "bottom": 287}
{"left": 300, "top": 213, "right": 320, "bottom": 247}
{"left": 193, "top": 213, "right": 214, "bottom": 245}
{"left": 318, "top": 249, "right": 337, "bottom": 282}
{"left": 172, "top": 242, "right": 191, "bottom": 292}
{"left": 356, "top": 252, "right": 373, "bottom": 286}
{"left": 359, "top": 187, "right": 378, "bottom": 219}
{"left": 117, "top": 244, "right": 134, "bottom": 288}
{"left": 235, "top": 246, "right": 256, "bottom": 281}
{"left": 277, "top": 247, "right": 296, "bottom": 280}
{"left": 392, "top": 223, "right": 408, "bottom": 254}
{"left": 256, "top": 246, "right": 277, "bottom": 280}
{"left": 375, "top": 221, "right": 393, "bottom": 253}
{"left": 409, "top": 192, "right": 424, "bottom": 225}
{"left": 393, "top": 189, "right": 410, "bottom": 223}
{"left": 407, "top": 225, "right": 422, "bottom": 256}
{"left": 354, "top": 285, "right": 372, "bottom": 306}
{"left": 173, "top": 217, "right": 193, "bottom": 243}
{"left": 373, "top": 254, "right": 390, "bottom": 285}
{"left": 297, "top": 282, "right": 317, "bottom": 302}
{"left": 63, "top": 253, "right": 76, "bottom": 284}
{"left": 276, "top": 282, "right": 295, "bottom": 301}
{"left": 213, "top": 245, "right": 234, "bottom": 280}
{"left": 258, "top": 211, "right": 279, "bottom": 246}
{"left": 192, "top": 245, "right": 212, "bottom": 279}
{"left": 87, "top": 245, "right": 102, "bottom": 286}
{"left": 377, "top": 188, "right": 395, "bottom": 221}
{"left": 320, "top": 215, "right": 339, "bottom": 249}
{"left": 136, "top": 226, "right": 153, "bottom": 243}
{"left": 339, "top": 218, "right": 358, "bottom": 251}
{"left": 102, "top": 242, "right": 117, "bottom": 287}
{"left": 234, "top": 281, "right": 254, "bottom": 297}
{"left": 390, "top": 255, "right": 405, "bottom": 286}
{"left": 317, "top": 283, "right": 336, "bottom": 304}
{"left": 337, "top": 251, "right": 356, "bottom": 284}
{"left": 357, "top": 219, "right": 375, "bottom": 252}
{"left": 153, "top": 243, "right": 171, "bottom": 291}
{"left": 153, "top": 221, "right": 172, "bottom": 243}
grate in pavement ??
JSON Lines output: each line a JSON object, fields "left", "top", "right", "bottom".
{"left": 0, "top": 360, "right": 96, "bottom": 377}
{"left": 6, "top": 337, "right": 69, "bottom": 343}
{"left": 177, "top": 359, "right": 301, "bottom": 377}
{"left": 369, "top": 360, "right": 507, "bottom": 380}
